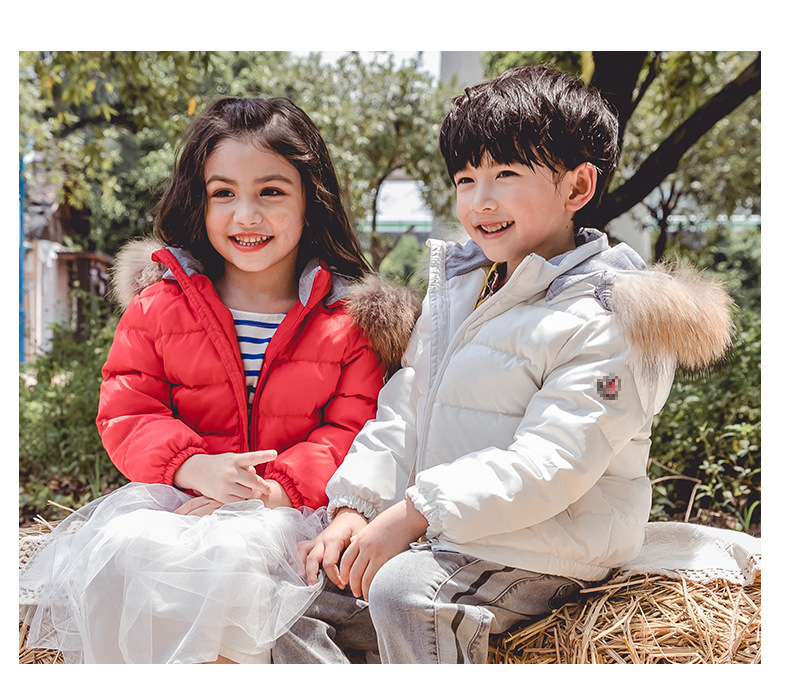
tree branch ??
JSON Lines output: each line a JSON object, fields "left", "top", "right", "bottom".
{"left": 596, "top": 53, "right": 761, "bottom": 228}
{"left": 631, "top": 53, "right": 663, "bottom": 113}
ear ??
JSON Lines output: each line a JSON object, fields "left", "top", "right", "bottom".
{"left": 565, "top": 162, "right": 598, "bottom": 213}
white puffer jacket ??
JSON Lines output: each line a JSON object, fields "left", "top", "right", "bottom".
{"left": 327, "top": 230, "right": 733, "bottom": 581}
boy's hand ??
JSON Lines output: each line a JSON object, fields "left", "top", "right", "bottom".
{"left": 173, "top": 449, "right": 276, "bottom": 504}
{"left": 339, "top": 498, "right": 428, "bottom": 601}
{"left": 302, "top": 508, "right": 368, "bottom": 587}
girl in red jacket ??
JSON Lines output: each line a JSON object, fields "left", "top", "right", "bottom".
{"left": 20, "top": 97, "right": 418, "bottom": 664}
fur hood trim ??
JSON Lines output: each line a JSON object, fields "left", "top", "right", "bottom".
{"left": 343, "top": 274, "right": 422, "bottom": 376}
{"left": 612, "top": 262, "right": 734, "bottom": 373}
{"left": 109, "top": 238, "right": 421, "bottom": 376}
{"left": 109, "top": 238, "right": 172, "bottom": 310}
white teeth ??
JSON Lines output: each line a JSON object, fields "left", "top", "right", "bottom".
{"left": 479, "top": 222, "right": 512, "bottom": 233}
{"left": 233, "top": 235, "right": 272, "bottom": 246}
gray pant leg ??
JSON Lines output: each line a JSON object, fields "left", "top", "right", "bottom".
{"left": 271, "top": 581, "right": 377, "bottom": 664}
{"left": 367, "top": 546, "right": 581, "bottom": 664}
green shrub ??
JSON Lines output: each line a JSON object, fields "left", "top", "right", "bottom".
{"left": 649, "top": 225, "right": 761, "bottom": 533}
{"left": 19, "top": 291, "right": 124, "bottom": 523}
{"left": 379, "top": 234, "right": 429, "bottom": 293}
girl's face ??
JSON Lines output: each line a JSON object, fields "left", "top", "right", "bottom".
{"left": 204, "top": 138, "right": 305, "bottom": 288}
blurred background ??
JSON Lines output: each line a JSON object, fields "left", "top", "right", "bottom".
{"left": 18, "top": 50, "right": 761, "bottom": 536}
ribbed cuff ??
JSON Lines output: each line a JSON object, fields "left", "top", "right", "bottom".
{"left": 405, "top": 486, "right": 442, "bottom": 539}
{"left": 266, "top": 471, "right": 305, "bottom": 510}
{"left": 328, "top": 495, "right": 378, "bottom": 522}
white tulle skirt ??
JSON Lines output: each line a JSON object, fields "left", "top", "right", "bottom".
{"left": 19, "top": 483, "right": 327, "bottom": 664}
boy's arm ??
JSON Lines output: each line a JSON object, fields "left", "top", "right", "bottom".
{"left": 323, "top": 299, "right": 430, "bottom": 519}
{"left": 406, "top": 312, "right": 674, "bottom": 545}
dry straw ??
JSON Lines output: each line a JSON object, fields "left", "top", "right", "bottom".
{"left": 488, "top": 572, "right": 761, "bottom": 664}
{"left": 18, "top": 519, "right": 760, "bottom": 665}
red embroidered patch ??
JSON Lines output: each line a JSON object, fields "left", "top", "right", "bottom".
{"left": 596, "top": 374, "right": 621, "bottom": 401}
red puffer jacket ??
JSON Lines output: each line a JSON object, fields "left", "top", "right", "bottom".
{"left": 97, "top": 243, "right": 419, "bottom": 510}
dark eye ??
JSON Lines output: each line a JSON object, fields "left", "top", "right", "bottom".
{"left": 211, "top": 188, "right": 233, "bottom": 198}
{"left": 456, "top": 176, "right": 473, "bottom": 185}
{"left": 498, "top": 170, "right": 517, "bottom": 178}
{"left": 261, "top": 188, "right": 285, "bottom": 196}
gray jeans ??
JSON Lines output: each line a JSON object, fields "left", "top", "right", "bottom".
{"left": 272, "top": 544, "right": 582, "bottom": 664}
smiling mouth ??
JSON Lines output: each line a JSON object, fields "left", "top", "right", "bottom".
{"left": 477, "top": 221, "right": 513, "bottom": 234}
{"left": 231, "top": 235, "right": 273, "bottom": 247}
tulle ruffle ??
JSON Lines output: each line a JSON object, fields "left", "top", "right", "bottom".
{"left": 19, "top": 483, "right": 327, "bottom": 664}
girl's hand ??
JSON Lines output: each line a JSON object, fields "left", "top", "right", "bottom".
{"left": 174, "top": 495, "right": 224, "bottom": 517}
{"left": 173, "top": 449, "right": 276, "bottom": 504}
{"left": 302, "top": 508, "right": 368, "bottom": 587}
{"left": 339, "top": 498, "right": 428, "bottom": 601}
{"left": 254, "top": 479, "right": 293, "bottom": 509}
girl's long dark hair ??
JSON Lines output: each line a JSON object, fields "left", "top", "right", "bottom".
{"left": 155, "top": 97, "right": 370, "bottom": 280}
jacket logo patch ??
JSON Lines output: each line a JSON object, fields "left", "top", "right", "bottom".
{"left": 596, "top": 374, "right": 621, "bottom": 401}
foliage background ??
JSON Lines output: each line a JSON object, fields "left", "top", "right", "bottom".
{"left": 648, "top": 225, "right": 760, "bottom": 533}
{"left": 19, "top": 51, "right": 760, "bottom": 535}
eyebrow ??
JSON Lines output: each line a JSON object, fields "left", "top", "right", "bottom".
{"left": 205, "top": 173, "right": 296, "bottom": 185}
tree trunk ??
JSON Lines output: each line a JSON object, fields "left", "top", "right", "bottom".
{"left": 654, "top": 218, "right": 669, "bottom": 261}
{"left": 369, "top": 179, "right": 385, "bottom": 270}
{"left": 590, "top": 51, "right": 648, "bottom": 145}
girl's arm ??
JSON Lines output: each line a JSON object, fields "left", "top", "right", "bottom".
{"left": 261, "top": 327, "right": 386, "bottom": 510}
{"left": 97, "top": 296, "right": 212, "bottom": 486}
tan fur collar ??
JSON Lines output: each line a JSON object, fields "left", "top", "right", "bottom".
{"left": 612, "top": 262, "right": 733, "bottom": 373}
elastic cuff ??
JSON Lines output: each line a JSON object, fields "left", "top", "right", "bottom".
{"left": 266, "top": 470, "right": 305, "bottom": 510}
{"left": 405, "top": 486, "right": 442, "bottom": 539}
{"left": 328, "top": 495, "right": 378, "bottom": 522}
{"left": 164, "top": 447, "right": 208, "bottom": 489}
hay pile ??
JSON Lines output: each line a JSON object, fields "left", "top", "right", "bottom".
{"left": 19, "top": 519, "right": 64, "bottom": 664}
{"left": 18, "top": 520, "right": 760, "bottom": 665}
{"left": 488, "top": 572, "right": 761, "bottom": 664}
{"left": 19, "top": 621, "right": 63, "bottom": 665}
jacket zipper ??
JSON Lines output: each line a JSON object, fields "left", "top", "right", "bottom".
{"left": 413, "top": 307, "right": 488, "bottom": 477}
{"left": 247, "top": 268, "right": 329, "bottom": 446}
{"left": 247, "top": 302, "right": 310, "bottom": 446}
{"left": 412, "top": 253, "right": 507, "bottom": 477}
{"left": 152, "top": 249, "right": 251, "bottom": 451}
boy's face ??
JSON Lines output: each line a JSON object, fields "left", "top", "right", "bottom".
{"left": 454, "top": 159, "right": 578, "bottom": 276}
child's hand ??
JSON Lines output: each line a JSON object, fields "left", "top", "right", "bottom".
{"left": 173, "top": 449, "right": 276, "bottom": 504}
{"left": 173, "top": 495, "right": 224, "bottom": 517}
{"left": 302, "top": 508, "right": 368, "bottom": 587}
{"left": 253, "top": 479, "right": 293, "bottom": 509}
{"left": 339, "top": 498, "right": 428, "bottom": 601}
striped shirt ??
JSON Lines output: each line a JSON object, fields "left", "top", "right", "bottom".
{"left": 229, "top": 308, "right": 286, "bottom": 405}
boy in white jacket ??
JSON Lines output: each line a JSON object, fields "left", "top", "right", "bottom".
{"left": 274, "top": 65, "right": 733, "bottom": 664}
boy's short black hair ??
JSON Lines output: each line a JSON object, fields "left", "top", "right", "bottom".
{"left": 439, "top": 65, "right": 620, "bottom": 229}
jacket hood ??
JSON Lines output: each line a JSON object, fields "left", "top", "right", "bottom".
{"left": 109, "top": 238, "right": 421, "bottom": 376}
{"left": 441, "top": 229, "right": 733, "bottom": 373}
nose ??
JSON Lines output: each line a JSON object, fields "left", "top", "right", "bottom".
{"left": 469, "top": 182, "right": 497, "bottom": 213}
{"left": 234, "top": 196, "right": 262, "bottom": 226}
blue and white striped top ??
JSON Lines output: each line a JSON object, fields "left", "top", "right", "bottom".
{"left": 229, "top": 308, "right": 286, "bottom": 405}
